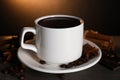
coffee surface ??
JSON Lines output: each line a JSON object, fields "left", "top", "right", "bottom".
{"left": 38, "top": 17, "right": 80, "bottom": 28}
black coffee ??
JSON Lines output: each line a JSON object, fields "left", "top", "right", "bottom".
{"left": 38, "top": 17, "right": 80, "bottom": 28}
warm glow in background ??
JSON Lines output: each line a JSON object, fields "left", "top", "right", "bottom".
{"left": 2, "top": 0, "right": 118, "bottom": 35}
{"left": 7, "top": 0, "right": 64, "bottom": 15}
{"left": 6, "top": 0, "right": 85, "bottom": 17}
{"left": 1, "top": 0, "right": 87, "bottom": 28}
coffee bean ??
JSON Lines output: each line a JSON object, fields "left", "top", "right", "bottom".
{"left": 19, "top": 68, "right": 25, "bottom": 73}
{"left": 39, "top": 60, "right": 46, "bottom": 64}
{"left": 60, "top": 64, "right": 67, "bottom": 68}
{"left": 0, "top": 36, "right": 27, "bottom": 79}
{"left": 18, "top": 75, "right": 25, "bottom": 80}
{"left": 65, "top": 64, "right": 73, "bottom": 68}
{"left": 60, "top": 44, "right": 99, "bottom": 68}
{"left": 1, "top": 69, "right": 9, "bottom": 74}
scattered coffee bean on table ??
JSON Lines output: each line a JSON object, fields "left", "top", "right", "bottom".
{"left": 0, "top": 36, "right": 26, "bottom": 80}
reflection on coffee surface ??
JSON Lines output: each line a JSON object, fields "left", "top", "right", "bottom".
{"left": 38, "top": 17, "right": 80, "bottom": 28}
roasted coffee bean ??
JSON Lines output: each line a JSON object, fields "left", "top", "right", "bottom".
{"left": 0, "top": 36, "right": 27, "bottom": 79}
{"left": 90, "top": 54, "right": 96, "bottom": 59}
{"left": 60, "top": 44, "right": 99, "bottom": 68}
{"left": 19, "top": 68, "right": 25, "bottom": 73}
{"left": 1, "top": 69, "right": 9, "bottom": 74}
{"left": 18, "top": 75, "right": 25, "bottom": 80}
{"left": 68, "top": 62, "right": 74, "bottom": 67}
{"left": 72, "top": 60, "right": 80, "bottom": 66}
{"left": 65, "top": 64, "right": 73, "bottom": 68}
{"left": 39, "top": 60, "right": 46, "bottom": 64}
{"left": 77, "top": 60, "right": 84, "bottom": 65}
{"left": 60, "top": 64, "right": 67, "bottom": 68}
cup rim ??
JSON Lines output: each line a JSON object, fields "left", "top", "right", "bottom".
{"left": 35, "top": 14, "right": 84, "bottom": 29}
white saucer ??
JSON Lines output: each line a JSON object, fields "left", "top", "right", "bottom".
{"left": 17, "top": 39, "right": 102, "bottom": 74}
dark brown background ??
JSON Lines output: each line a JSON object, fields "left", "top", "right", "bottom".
{"left": 0, "top": 0, "right": 120, "bottom": 35}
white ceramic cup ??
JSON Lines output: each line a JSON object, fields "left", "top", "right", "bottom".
{"left": 21, "top": 15, "right": 84, "bottom": 64}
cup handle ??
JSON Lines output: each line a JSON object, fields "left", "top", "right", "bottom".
{"left": 21, "top": 27, "right": 37, "bottom": 53}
